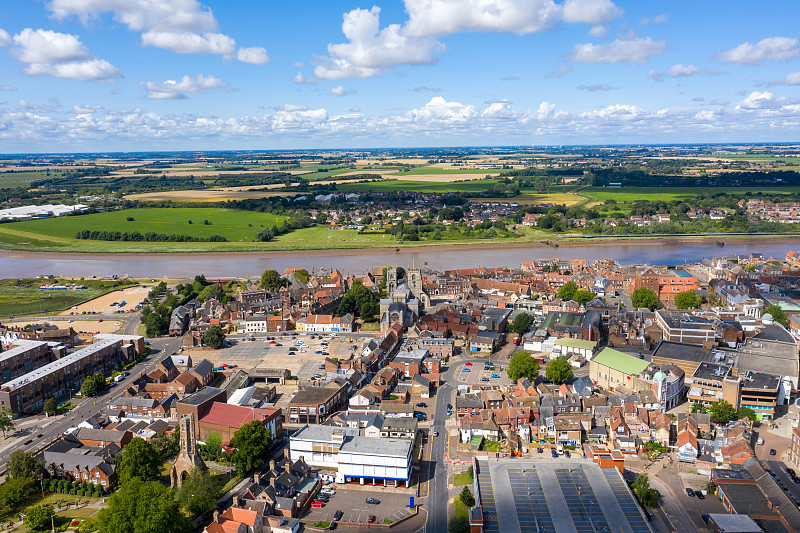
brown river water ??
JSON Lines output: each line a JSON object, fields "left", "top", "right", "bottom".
{"left": 1, "top": 238, "right": 799, "bottom": 279}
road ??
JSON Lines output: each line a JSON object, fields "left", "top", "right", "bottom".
{"left": 425, "top": 362, "right": 455, "bottom": 533}
{"left": 767, "top": 460, "right": 800, "bottom": 502}
{"left": 0, "top": 332, "right": 181, "bottom": 476}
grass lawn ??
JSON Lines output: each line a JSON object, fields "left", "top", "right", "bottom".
{"left": 453, "top": 471, "right": 474, "bottom": 485}
{"left": 0, "top": 171, "right": 67, "bottom": 187}
{"left": 480, "top": 440, "right": 502, "bottom": 452}
{"left": 337, "top": 179, "right": 500, "bottom": 193}
{"left": 455, "top": 499, "right": 468, "bottom": 520}
{"left": 0, "top": 278, "right": 136, "bottom": 317}
{"left": 581, "top": 187, "right": 704, "bottom": 203}
{"left": 2, "top": 208, "right": 286, "bottom": 242}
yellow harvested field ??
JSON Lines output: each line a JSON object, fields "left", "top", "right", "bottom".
{"left": 59, "top": 285, "right": 150, "bottom": 315}
{"left": 469, "top": 192, "right": 585, "bottom": 205}
{"left": 393, "top": 174, "right": 496, "bottom": 182}
{"left": 4, "top": 319, "right": 125, "bottom": 335}
{"left": 123, "top": 189, "right": 299, "bottom": 201}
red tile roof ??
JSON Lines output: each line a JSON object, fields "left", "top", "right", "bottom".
{"left": 199, "top": 402, "right": 280, "bottom": 429}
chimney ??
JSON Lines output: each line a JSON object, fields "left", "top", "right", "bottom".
{"left": 269, "top": 460, "right": 275, "bottom": 471}
{"left": 233, "top": 494, "right": 240, "bottom": 507}
{"left": 254, "top": 473, "right": 260, "bottom": 484}
{"left": 213, "top": 510, "right": 220, "bottom": 523}
{"left": 270, "top": 476, "right": 276, "bottom": 487}
{"left": 284, "top": 462, "right": 291, "bottom": 474}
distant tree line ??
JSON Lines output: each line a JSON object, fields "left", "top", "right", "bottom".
{"left": 75, "top": 230, "right": 227, "bottom": 242}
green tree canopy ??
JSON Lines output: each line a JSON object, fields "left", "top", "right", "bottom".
{"left": 24, "top": 505, "right": 54, "bottom": 530}
{"left": 7, "top": 450, "right": 43, "bottom": 479}
{"left": 204, "top": 431, "right": 222, "bottom": 458}
{"left": 204, "top": 325, "right": 226, "bottom": 349}
{"left": 80, "top": 375, "right": 98, "bottom": 397}
{"left": 674, "top": 290, "right": 701, "bottom": 309}
{"left": 294, "top": 269, "right": 309, "bottom": 283}
{"left": 737, "top": 407, "right": 757, "bottom": 423}
{"left": 260, "top": 269, "right": 287, "bottom": 291}
{"left": 763, "top": 304, "right": 789, "bottom": 328}
{"left": 117, "top": 438, "right": 161, "bottom": 484}
{"left": 0, "top": 476, "right": 36, "bottom": 510}
{"left": 573, "top": 290, "right": 597, "bottom": 305}
{"left": 556, "top": 281, "right": 578, "bottom": 301}
{"left": 98, "top": 478, "right": 191, "bottom": 533}
{"left": 337, "top": 280, "right": 378, "bottom": 319}
{"left": 507, "top": 351, "right": 540, "bottom": 382}
{"left": 43, "top": 398, "right": 58, "bottom": 416}
{"left": 631, "top": 473, "right": 658, "bottom": 508}
{"left": 546, "top": 356, "right": 574, "bottom": 384}
{"left": 198, "top": 283, "right": 226, "bottom": 302}
{"left": 230, "top": 421, "right": 273, "bottom": 475}
{"left": 512, "top": 313, "right": 534, "bottom": 336}
{"left": 93, "top": 371, "right": 107, "bottom": 392}
{"left": 448, "top": 517, "right": 470, "bottom": 533}
{"left": 459, "top": 486, "right": 475, "bottom": 507}
{"left": 175, "top": 469, "right": 221, "bottom": 516}
{"left": 0, "top": 407, "right": 15, "bottom": 437}
{"left": 690, "top": 402, "right": 708, "bottom": 414}
{"left": 631, "top": 287, "right": 659, "bottom": 311}
{"left": 709, "top": 400, "right": 737, "bottom": 424}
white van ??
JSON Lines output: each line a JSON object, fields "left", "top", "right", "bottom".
{"left": 557, "top": 444, "right": 564, "bottom": 455}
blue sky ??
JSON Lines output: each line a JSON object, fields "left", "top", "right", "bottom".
{"left": 1, "top": 0, "right": 799, "bottom": 152}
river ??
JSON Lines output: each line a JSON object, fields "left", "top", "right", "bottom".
{"left": 1, "top": 239, "right": 799, "bottom": 279}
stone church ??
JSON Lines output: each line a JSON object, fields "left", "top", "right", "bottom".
{"left": 380, "top": 267, "right": 429, "bottom": 333}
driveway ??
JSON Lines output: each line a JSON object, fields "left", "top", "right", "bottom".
{"left": 302, "top": 488, "right": 414, "bottom": 526}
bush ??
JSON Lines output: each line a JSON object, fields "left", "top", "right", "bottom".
{"left": 93, "top": 491, "right": 101, "bottom": 497}
{"left": 70, "top": 488, "right": 77, "bottom": 495}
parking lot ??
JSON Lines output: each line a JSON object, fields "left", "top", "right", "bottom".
{"left": 302, "top": 486, "right": 415, "bottom": 526}
{"left": 454, "top": 361, "right": 509, "bottom": 386}
{"left": 201, "top": 332, "right": 360, "bottom": 376}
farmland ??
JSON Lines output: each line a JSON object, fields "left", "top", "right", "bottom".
{"left": 337, "top": 179, "right": 501, "bottom": 193}
{"left": 1, "top": 208, "right": 287, "bottom": 242}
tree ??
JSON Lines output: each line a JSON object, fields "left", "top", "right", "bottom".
{"left": 204, "top": 325, "right": 225, "bottom": 349}
{"left": 674, "top": 290, "right": 700, "bottom": 309}
{"left": 0, "top": 476, "right": 35, "bottom": 512}
{"left": 556, "top": 281, "right": 578, "bottom": 301}
{"left": 631, "top": 287, "right": 659, "bottom": 311}
{"left": 43, "top": 398, "right": 58, "bottom": 416}
{"left": 142, "top": 308, "right": 168, "bottom": 337}
{"left": 260, "top": 269, "right": 287, "bottom": 291}
{"left": 98, "top": 477, "right": 191, "bottom": 533}
{"left": 337, "top": 280, "right": 378, "bottom": 320}
{"left": 117, "top": 437, "right": 161, "bottom": 484}
{"left": 690, "top": 402, "right": 708, "bottom": 414}
{"left": 294, "top": 269, "right": 309, "bottom": 283}
{"left": 7, "top": 450, "right": 42, "bottom": 478}
{"left": 203, "top": 432, "right": 222, "bottom": 459}
{"left": 359, "top": 299, "right": 379, "bottom": 322}
{"left": 507, "top": 351, "right": 540, "bottom": 382}
{"left": 0, "top": 407, "right": 14, "bottom": 437}
{"left": 198, "top": 283, "right": 225, "bottom": 302}
{"left": 229, "top": 421, "right": 273, "bottom": 475}
{"left": 80, "top": 375, "right": 98, "bottom": 397}
{"left": 512, "top": 313, "right": 534, "bottom": 336}
{"left": 459, "top": 486, "right": 475, "bottom": 507}
{"left": 175, "top": 469, "right": 221, "bottom": 515}
{"left": 763, "top": 305, "right": 789, "bottom": 328}
{"left": 737, "top": 407, "right": 757, "bottom": 423}
{"left": 94, "top": 371, "right": 107, "bottom": 392}
{"left": 24, "top": 505, "right": 54, "bottom": 530}
{"left": 573, "top": 290, "right": 596, "bottom": 305}
{"left": 255, "top": 228, "right": 274, "bottom": 242}
{"left": 631, "top": 473, "right": 658, "bottom": 508}
{"left": 709, "top": 400, "right": 737, "bottom": 424}
{"left": 546, "top": 356, "right": 574, "bottom": 383}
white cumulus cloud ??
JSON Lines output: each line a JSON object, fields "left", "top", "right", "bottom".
{"left": 0, "top": 29, "right": 11, "bottom": 46}
{"left": 10, "top": 28, "right": 121, "bottom": 81}
{"left": 768, "top": 72, "right": 800, "bottom": 86}
{"left": 293, "top": 72, "right": 317, "bottom": 84}
{"left": 562, "top": 0, "right": 623, "bottom": 25}
{"left": 236, "top": 47, "right": 269, "bottom": 65}
{"left": 736, "top": 91, "right": 782, "bottom": 110}
{"left": 569, "top": 37, "right": 666, "bottom": 64}
{"left": 140, "top": 31, "right": 235, "bottom": 55}
{"left": 140, "top": 74, "right": 227, "bottom": 99}
{"left": 716, "top": 37, "right": 800, "bottom": 66}
{"left": 330, "top": 86, "right": 356, "bottom": 96}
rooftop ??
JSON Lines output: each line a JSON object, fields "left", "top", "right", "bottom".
{"left": 592, "top": 348, "right": 650, "bottom": 376}
{"left": 651, "top": 341, "right": 717, "bottom": 364}
{"left": 178, "top": 386, "right": 226, "bottom": 406}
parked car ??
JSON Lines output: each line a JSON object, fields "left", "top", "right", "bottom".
{"left": 770, "top": 449, "right": 777, "bottom": 456}
{"left": 537, "top": 447, "right": 544, "bottom": 453}
{"left": 480, "top": 377, "right": 489, "bottom": 382}
{"left": 787, "top": 468, "right": 796, "bottom": 477}
{"left": 686, "top": 488, "right": 694, "bottom": 497}
{"left": 463, "top": 368, "right": 471, "bottom": 372}
{"left": 465, "top": 362, "right": 473, "bottom": 366}
{"left": 416, "top": 402, "right": 427, "bottom": 407}
{"left": 564, "top": 450, "right": 571, "bottom": 458}
{"left": 310, "top": 500, "right": 325, "bottom": 508}
{"left": 368, "top": 515, "right": 376, "bottom": 524}
{"left": 433, "top": 431, "right": 439, "bottom": 437}
{"left": 696, "top": 492, "right": 705, "bottom": 500}
{"left": 551, "top": 450, "right": 558, "bottom": 458}
{"left": 333, "top": 510, "right": 343, "bottom": 521}
{"left": 365, "top": 498, "right": 380, "bottom": 504}
{"left": 491, "top": 374, "right": 501, "bottom": 379}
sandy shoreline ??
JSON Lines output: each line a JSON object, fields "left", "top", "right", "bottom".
{"left": 1, "top": 235, "right": 798, "bottom": 260}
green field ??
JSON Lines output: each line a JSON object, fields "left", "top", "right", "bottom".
{"left": 0, "top": 170, "right": 66, "bottom": 187}
{"left": 581, "top": 187, "right": 705, "bottom": 203}
{"left": 0, "top": 278, "right": 136, "bottom": 316}
{"left": 337, "top": 179, "right": 500, "bottom": 193}
{"left": 2, "top": 208, "right": 287, "bottom": 242}
{"left": 393, "top": 166, "right": 506, "bottom": 175}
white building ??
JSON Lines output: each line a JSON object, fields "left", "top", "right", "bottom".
{"left": 242, "top": 315, "right": 268, "bottom": 333}
{"left": 289, "top": 424, "right": 412, "bottom": 487}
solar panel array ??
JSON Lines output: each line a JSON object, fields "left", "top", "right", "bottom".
{"left": 508, "top": 468, "right": 557, "bottom": 533}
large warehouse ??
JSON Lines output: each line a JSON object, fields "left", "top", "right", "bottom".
{"left": 471, "top": 458, "right": 654, "bottom": 533}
